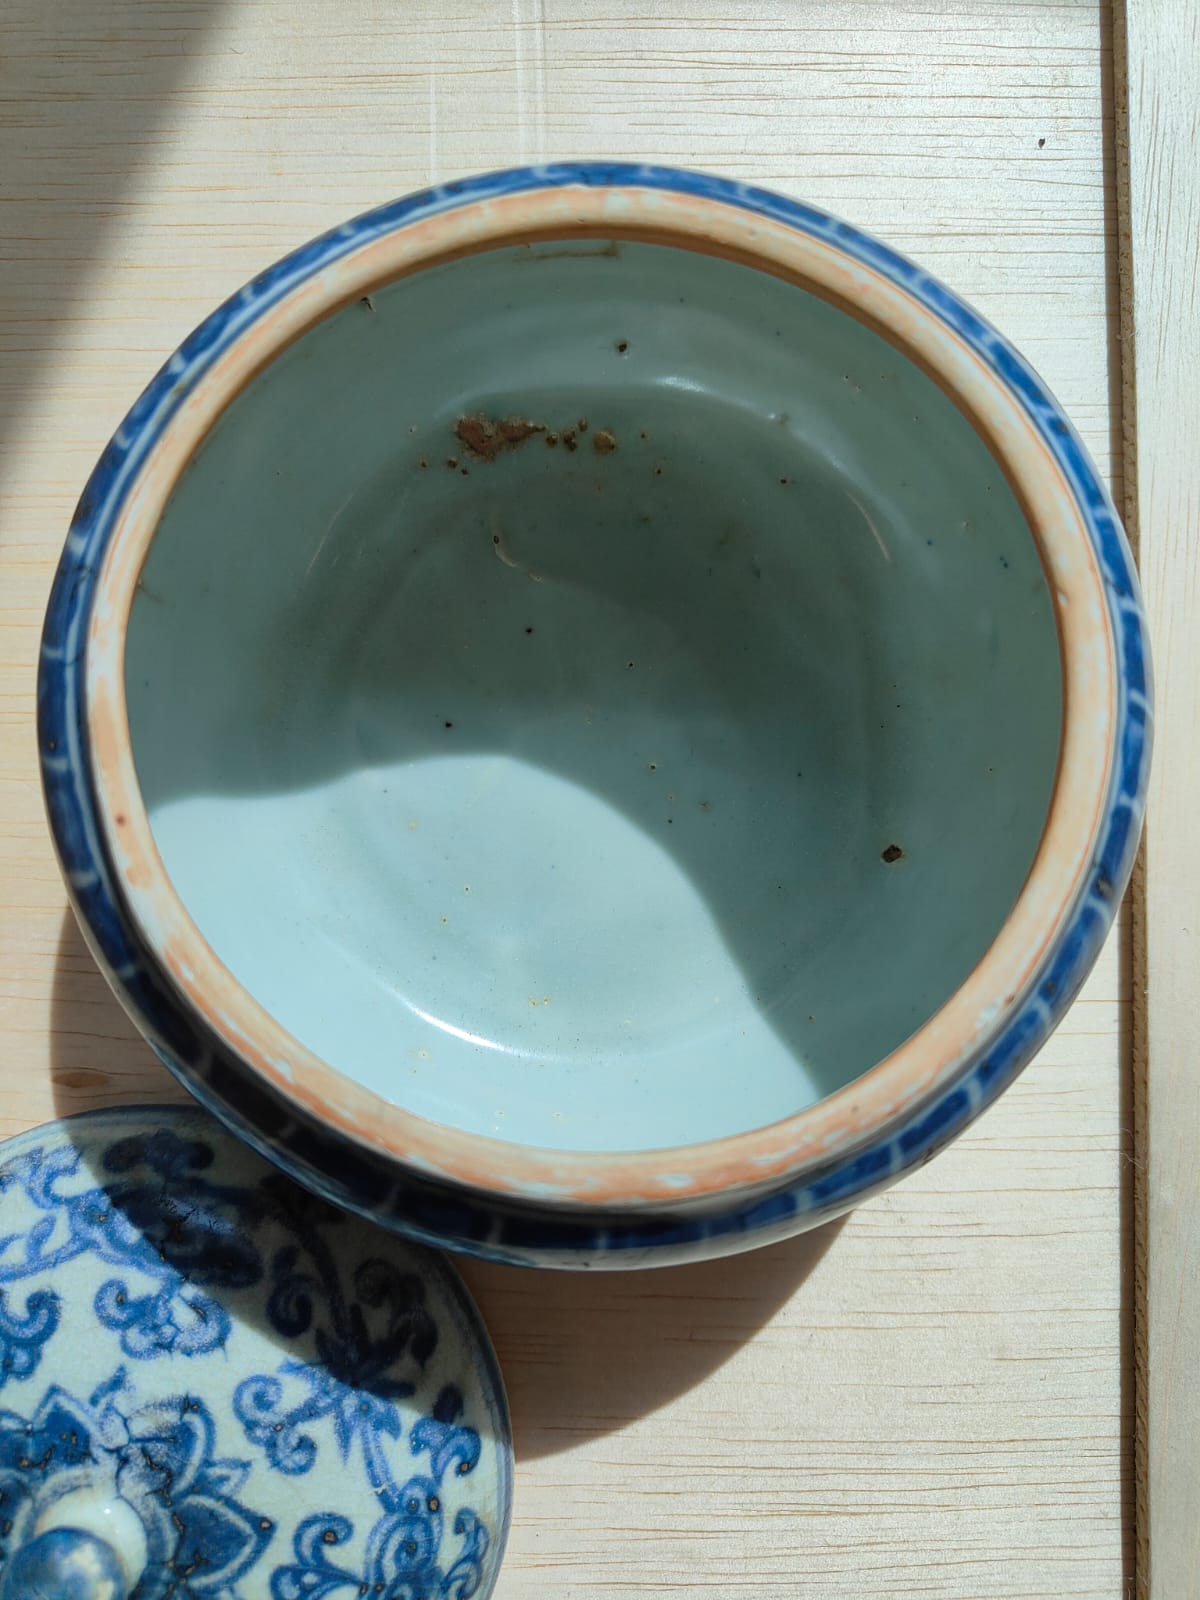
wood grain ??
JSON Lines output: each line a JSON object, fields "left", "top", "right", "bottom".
{"left": 0, "top": 5, "right": 1131, "bottom": 1595}
{"left": 1116, "top": 1, "right": 1200, "bottom": 1595}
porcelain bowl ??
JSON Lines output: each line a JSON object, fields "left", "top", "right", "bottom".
{"left": 39, "top": 165, "right": 1151, "bottom": 1267}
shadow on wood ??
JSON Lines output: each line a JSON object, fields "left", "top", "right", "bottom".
{"left": 1, "top": 3, "right": 229, "bottom": 486}
{"left": 460, "top": 1217, "right": 845, "bottom": 1461}
{"left": 49, "top": 905, "right": 184, "bottom": 1116}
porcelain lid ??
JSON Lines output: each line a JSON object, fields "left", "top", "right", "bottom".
{"left": 0, "top": 1105, "right": 511, "bottom": 1599}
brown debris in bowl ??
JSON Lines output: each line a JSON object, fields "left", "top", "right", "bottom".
{"left": 455, "top": 413, "right": 546, "bottom": 461}
{"left": 881, "top": 843, "right": 905, "bottom": 864}
{"left": 593, "top": 429, "right": 618, "bottom": 455}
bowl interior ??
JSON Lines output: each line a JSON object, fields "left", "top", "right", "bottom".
{"left": 124, "top": 237, "right": 1061, "bottom": 1154}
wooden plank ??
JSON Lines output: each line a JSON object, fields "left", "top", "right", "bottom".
{"left": 1116, "top": 1, "right": 1200, "bottom": 1595}
{"left": 0, "top": 4, "right": 1131, "bottom": 1594}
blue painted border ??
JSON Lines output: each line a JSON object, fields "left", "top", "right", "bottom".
{"left": 37, "top": 164, "right": 1151, "bottom": 1268}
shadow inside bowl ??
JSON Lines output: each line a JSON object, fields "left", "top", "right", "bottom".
{"left": 122, "top": 333, "right": 1060, "bottom": 1156}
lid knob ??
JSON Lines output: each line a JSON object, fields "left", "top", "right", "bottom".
{"left": 0, "top": 1528, "right": 128, "bottom": 1600}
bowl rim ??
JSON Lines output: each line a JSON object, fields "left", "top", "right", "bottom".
{"left": 40, "top": 162, "right": 1151, "bottom": 1221}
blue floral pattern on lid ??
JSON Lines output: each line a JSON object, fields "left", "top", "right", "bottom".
{"left": 0, "top": 1107, "right": 512, "bottom": 1599}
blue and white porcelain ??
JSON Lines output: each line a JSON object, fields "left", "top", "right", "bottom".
{"left": 0, "top": 1107, "right": 511, "bottom": 1598}
{"left": 39, "top": 165, "right": 1150, "bottom": 1267}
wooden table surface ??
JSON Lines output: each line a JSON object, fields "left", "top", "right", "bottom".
{"left": 0, "top": 5, "right": 1134, "bottom": 1595}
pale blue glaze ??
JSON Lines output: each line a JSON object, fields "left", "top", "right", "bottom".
{"left": 126, "top": 240, "right": 1059, "bottom": 1153}
{"left": 38, "top": 164, "right": 1151, "bottom": 1266}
